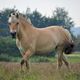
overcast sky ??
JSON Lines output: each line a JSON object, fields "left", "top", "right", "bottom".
{"left": 0, "top": 0, "right": 80, "bottom": 27}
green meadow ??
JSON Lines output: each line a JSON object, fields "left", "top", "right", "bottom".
{"left": 0, "top": 53, "right": 80, "bottom": 80}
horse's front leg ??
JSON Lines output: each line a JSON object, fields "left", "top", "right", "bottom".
{"left": 21, "top": 49, "right": 31, "bottom": 71}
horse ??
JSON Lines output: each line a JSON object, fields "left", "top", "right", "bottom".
{"left": 8, "top": 11, "right": 74, "bottom": 71}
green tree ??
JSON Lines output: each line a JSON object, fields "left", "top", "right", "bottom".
{"left": 52, "top": 7, "right": 74, "bottom": 30}
{"left": 29, "top": 10, "right": 42, "bottom": 27}
{"left": 74, "top": 35, "right": 80, "bottom": 51}
{"left": 25, "top": 9, "right": 55, "bottom": 28}
{"left": 0, "top": 8, "right": 15, "bottom": 36}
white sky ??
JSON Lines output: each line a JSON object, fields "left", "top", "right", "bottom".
{"left": 0, "top": 0, "right": 80, "bottom": 27}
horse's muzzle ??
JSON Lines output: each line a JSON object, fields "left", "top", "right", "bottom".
{"left": 10, "top": 32, "right": 16, "bottom": 38}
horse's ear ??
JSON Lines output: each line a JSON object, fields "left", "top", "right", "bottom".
{"left": 27, "top": 18, "right": 32, "bottom": 24}
{"left": 16, "top": 13, "right": 19, "bottom": 19}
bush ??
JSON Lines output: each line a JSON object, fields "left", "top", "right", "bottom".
{"left": 0, "top": 36, "right": 20, "bottom": 57}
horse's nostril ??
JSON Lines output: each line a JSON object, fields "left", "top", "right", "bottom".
{"left": 10, "top": 32, "right": 16, "bottom": 38}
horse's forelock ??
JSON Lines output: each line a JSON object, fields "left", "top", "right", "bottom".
{"left": 8, "top": 12, "right": 19, "bottom": 23}
{"left": 10, "top": 11, "right": 19, "bottom": 19}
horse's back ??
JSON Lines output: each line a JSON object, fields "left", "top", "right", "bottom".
{"left": 48, "top": 26, "right": 72, "bottom": 41}
{"left": 35, "top": 26, "right": 71, "bottom": 53}
{"left": 45, "top": 26, "right": 72, "bottom": 43}
{"left": 36, "top": 26, "right": 73, "bottom": 46}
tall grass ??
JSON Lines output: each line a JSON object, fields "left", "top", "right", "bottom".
{"left": 0, "top": 62, "right": 80, "bottom": 80}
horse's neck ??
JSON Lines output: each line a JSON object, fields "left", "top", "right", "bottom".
{"left": 20, "top": 16, "right": 32, "bottom": 27}
{"left": 16, "top": 18, "right": 34, "bottom": 40}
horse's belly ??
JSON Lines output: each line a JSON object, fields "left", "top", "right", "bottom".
{"left": 36, "top": 41, "right": 56, "bottom": 54}
{"left": 36, "top": 32, "right": 58, "bottom": 54}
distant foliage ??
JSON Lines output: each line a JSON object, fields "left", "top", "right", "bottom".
{"left": 52, "top": 7, "right": 74, "bottom": 30}
{"left": 26, "top": 9, "right": 52, "bottom": 27}
{"left": 0, "top": 37, "right": 20, "bottom": 57}
{"left": 74, "top": 35, "right": 80, "bottom": 51}
{"left": 0, "top": 8, "right": 15, "bottom": 36}
{"left": 26, "top": 7, "right": 74, "bottom": 30}
{"left": 0, "top": 7, "right": 74, "bottom": 37}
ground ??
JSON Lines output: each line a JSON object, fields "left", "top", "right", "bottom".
{"left": 0, "top": 62, "right": 80, "bottom": 80}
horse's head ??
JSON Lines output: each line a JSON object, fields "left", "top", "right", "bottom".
{"left": 8, "top": 11, "right": 19, "bottom": 38}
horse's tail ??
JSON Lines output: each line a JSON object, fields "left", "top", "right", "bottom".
{"left": 64, "top": 41, "right": 74, "bottom": 54}
{"left": 62, "top": 28, "right": 74, "bottom": 54}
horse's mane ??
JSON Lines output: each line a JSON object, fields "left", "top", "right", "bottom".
{"left": 18, "top": 14, "right": 32, "bottom": 26}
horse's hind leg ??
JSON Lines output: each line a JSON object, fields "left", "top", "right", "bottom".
{"left": 57, "top": 54, "right": 63, "bottom": 69}
{"left": 62, "top": 54, "right": 70, "bottom": 70}
{"left": 57, "top": 47, "right": 63, "bottom": 69}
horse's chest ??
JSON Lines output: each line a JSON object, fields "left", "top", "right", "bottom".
{"left": 16, "top": 39, "right": 26, "bottom": 54}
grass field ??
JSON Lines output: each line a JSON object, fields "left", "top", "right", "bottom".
{"left": 0, "top": 54, "right": 80, "bottom": 80}
{"left": 0, "top": 62, "right": 80, "bottom": 80}
{"left": 0, "top": 53, "right": 80, "bottom": 80}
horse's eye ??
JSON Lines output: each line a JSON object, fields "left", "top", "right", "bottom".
{"left": 16, "top": 22, "right": 19, "bottom": 25}
{"left": 9, "top": 23, "right": 11, "bottom": 25}
{"left": 13, "top": 13, "right": 15, "bottom": 15}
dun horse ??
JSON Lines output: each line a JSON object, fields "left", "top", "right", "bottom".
{"left": 8, "top": 12, "right": 74, "bottom": 71}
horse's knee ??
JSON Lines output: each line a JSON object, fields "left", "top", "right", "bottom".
{"left": 20, "top": 59, "right": 24, "bottom": 66}
{"left": 57, "top": 58, "right": 63, "bottom": 69}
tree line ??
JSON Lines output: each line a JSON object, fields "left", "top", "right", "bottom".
{"left": 0, "top": 7, "right": 74, "bottom": 37}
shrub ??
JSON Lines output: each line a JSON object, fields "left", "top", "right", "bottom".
{"left": 0, "top": 36, "right": 20, "bottom": 57}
